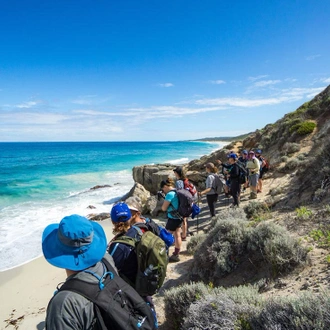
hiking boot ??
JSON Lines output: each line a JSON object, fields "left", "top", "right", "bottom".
{"left": 249, "top": 192, "right": 257, "bottom": 200}
{"left": 169, "top": 254, "right": 180, "bottom": 263}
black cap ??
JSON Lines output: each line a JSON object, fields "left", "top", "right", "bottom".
{"left": 173, "top": 166, "right": 183, "bottom": 176}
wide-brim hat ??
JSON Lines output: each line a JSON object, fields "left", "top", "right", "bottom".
{"left": 42, "top": 214, "right": 107, "bottom": 271}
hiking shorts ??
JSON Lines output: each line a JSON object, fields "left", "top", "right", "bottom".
{"left": 166, "top": 217, "right": 183, "bottom": 231}
{"left": 249, "top": 173, "right": 259, "bottom": 187}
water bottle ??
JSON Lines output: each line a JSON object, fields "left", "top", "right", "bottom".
{"left": 144, "top": 264, "right": 154, "bottom": 276}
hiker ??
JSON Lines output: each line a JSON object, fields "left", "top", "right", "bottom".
{"left": 42, "top": 214, "right": 156, "bottom": 330}
{"left": 173, "top": 166, "right": 194, "bottom": 241}
{"left": 198, "top": 162, "right": 219, "bottom": 217}
{"left": 238, "top": 150, "right": 249, "bottom": 192}
{"left": 108, "top": 200, "right": 163, "bottom": 323}
{"left": 218, "top": 153, "right": 241, "bottom": 207}
{"left": 160, "top": 178, "right": 182, "bottom": 262}
{"left": 255, "top": 149, "right": 267, "bottom": 193}
{"left": 246, "top": 150, "right": 260, "bottom": 199}
{"left": 217, "top": 155, "right": 233, "bottom": 197}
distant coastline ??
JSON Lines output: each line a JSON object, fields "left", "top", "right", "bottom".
{"left": 192, "top": 132, "right": 251, "bottom": 142}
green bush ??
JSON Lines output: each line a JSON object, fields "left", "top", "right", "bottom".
{"left": 282, "top": 142, "right": 301, "bottom": 155}
{"left": 281, "top": 155, "right": 289, "bottom": 162}
{"left": 186, "top": 233, "right": 207, "bottom": 255}
{"left": 191, "top": 211, "right": 308, "bottom": 284}
{"left": 248, "top": 222, "right": 308, "bottom": 272}
{"left": 284, "top": 157, "right": 300, "bottom": 170}
{"left": 295, "top": 206, "right": 313, "bottom": 220}
{"left": 250, "top": 292, "right": 330, "bottom": 330}
{"left": 192, "top": 218, "right": 250, "bottom": 280}
{"left": 269, "top": 187, "right": 283, "bottom": 197}
{"left": 296, "top": 153, "right": 306, "bottom": 161}
{"left": 163, "top": 282, "right": 210, "bottom": 329}
{"left": 290, "top": 120, "right": 316, "bottom": 135}
{"left": 244, "top": 201, "right": 270, "bottom": 220}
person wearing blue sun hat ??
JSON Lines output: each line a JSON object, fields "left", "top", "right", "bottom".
{"left": 42, "top": 214, "right": 116, "bottom": 329}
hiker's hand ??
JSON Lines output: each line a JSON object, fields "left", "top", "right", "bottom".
{"left": 216, "top": 159, "right": 222, "bottom": 165}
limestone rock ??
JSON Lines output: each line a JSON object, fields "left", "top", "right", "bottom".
{"left": 122, "top": 182, "right": 151, "bottom": 213}
{"left": 132, "top": 164, "right": 175, "bottom": 194}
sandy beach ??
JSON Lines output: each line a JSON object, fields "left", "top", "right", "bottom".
{"left": 0, "top": 220, "right": 114, "bottom": 330}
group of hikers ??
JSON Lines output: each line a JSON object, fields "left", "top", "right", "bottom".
{"left": 41, "top": 148, "right": 268, "bottom": 329}
{"left": 201, "top": 148, "right": 269, "bottom": 214}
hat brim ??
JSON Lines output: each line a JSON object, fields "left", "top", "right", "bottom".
{"left": 42, "top": 221, "right": 107, "bottom": 271}
{"left": 127, "top": 206, "right": 139, "bottom": 212}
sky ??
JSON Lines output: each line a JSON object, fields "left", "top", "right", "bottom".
{"left": 0, "top": 0, "right": 330, "bottom": 142}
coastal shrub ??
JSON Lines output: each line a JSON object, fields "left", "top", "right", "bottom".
{"left": 244, "top": 201, "right": 270, "bottom": 220}
{"left": 269, "top": 187, "right": 283, "bottom": 197}
{"left": 280, "top": 155, "right": 289, "bottom": 162}
{"left": 186, "top": 233, "right": 207, "bottom": 255}
{"left": 296, "top": 153, "right": 307, "bottom": 161}
{"left": 282, "top": 142, "right": 301, "bottom": 155}
{"left": 284, "top": 157, "right": 300, "bottom": 170}
{"left": 191, "top": 214, "right": 308, "bottom": 283}
{"left": 290, "top": 120, "right": 316, "bottom": 135}
{"left": 295, "top": 206, "right": 313, "bottom": 220}
{"left": 213, "top": 284, "right": 263, "bottom": 306}
{"left": 192, "top": 218, "right": 251, "bottom": 280}
{"left": 250, "top": 292, "right": 330, "bottom": 330}
{"left": 163, "top": 282, "right": 209, "bottom": 329}
{"left": 309, "top": 225, "right": 330, "bottom": 248}
{"left": 313, "top": 188, "right": 327, "bottom": 202}
{"left": 182, "top": 286, "right": 263, "bottom": 330}
{"left": 182, "top": 294, "right": 238, "bottom": 330}
{"left": 248, "top": 222, "right": 308, "bottom": 272}
{"left": 285, "top": 102, "right": 309, "bottom": 120}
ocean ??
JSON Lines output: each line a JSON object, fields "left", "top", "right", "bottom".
{"left": 0, "top": 141, "right": 224, "bottom": 271}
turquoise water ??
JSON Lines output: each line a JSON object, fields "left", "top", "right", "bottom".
{"left": 0, "top": 141, "right": 224, "bottom": 271}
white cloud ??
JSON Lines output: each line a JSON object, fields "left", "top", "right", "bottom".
{"left": 158, "top": 83, "right": 174, "bottom": 87}
{"left": 306, "top": 54, "right": 321, "bottom": 61}
{"left": 209, "top": 80, "right": 226, "bottom": 85}
{"left": 0, "top": 111, "right": 69, "bottom": 125}
{"left": 248, "top": 75, "right": 269, "bottom": 82}
{"left": 253, "top": 80, "right": 281, "bottom": 87}
{"left": 195, "top": 87, "right": 326, "bottom": 107}
{"left": 320, "top": 77, "right": 330, "bottom": 84}
{"left": 16, "top": 100, "right": 43, "bottom": 109}
{"left": 71, "top": 95, "right": 97, "bottom": 105}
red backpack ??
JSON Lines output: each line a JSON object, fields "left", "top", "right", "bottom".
{"left": 183, "top": 178, "right": 197, "bottom": 197}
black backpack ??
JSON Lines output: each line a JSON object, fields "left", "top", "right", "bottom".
{"left": 236, "top": 163, "right": 247, "bottom": 185}
{"left": 171, "top": 189, "right": 194, "bottom": 218}
{"left": 55, "top": 258, "right": 157, "bottom": 330}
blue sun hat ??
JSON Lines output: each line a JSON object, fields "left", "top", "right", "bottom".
{"left": 42, "top": 214, "right": 107, "bottom": 271}
{"left": 110, "top": 202, "right": 132, "bottom": 223}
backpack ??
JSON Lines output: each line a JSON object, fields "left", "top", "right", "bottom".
{"left": 212, "top": 174, "right": 225, "bottom": 194}
{"left": 110, "top": 226, "right": 168, "bottom": 296}
{"left": 55, "top": 257, "right": 157, "bottom": 330}
{"left": 262, "top": 158, "right": 270, "bottom": 172}
{"left": 236, "top": 163, "right": 248, "bottom": 185}
{"left": 144, "top": 217, "right": 174, "bottom": 248}
{"left": 183, "top": 178, "right": 197, "bottom": 197}
{"left": 171, "top": 189, "right": 194, "bottom": 218}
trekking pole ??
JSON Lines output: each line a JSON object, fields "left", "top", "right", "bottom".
{"left": 196, "top": 197, "right": 201, "bottom": 234}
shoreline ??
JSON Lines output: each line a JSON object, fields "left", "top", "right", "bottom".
{"left": 0, "top": 220, "right": 114, "bottom": 330}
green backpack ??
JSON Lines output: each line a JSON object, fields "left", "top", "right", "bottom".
{"left": 110, "top": 225, "right": 168, "bottom": 296}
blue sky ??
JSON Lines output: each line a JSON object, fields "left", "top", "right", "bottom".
{"left": 0, "top": 0, "right": 329, "bottom": 142}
